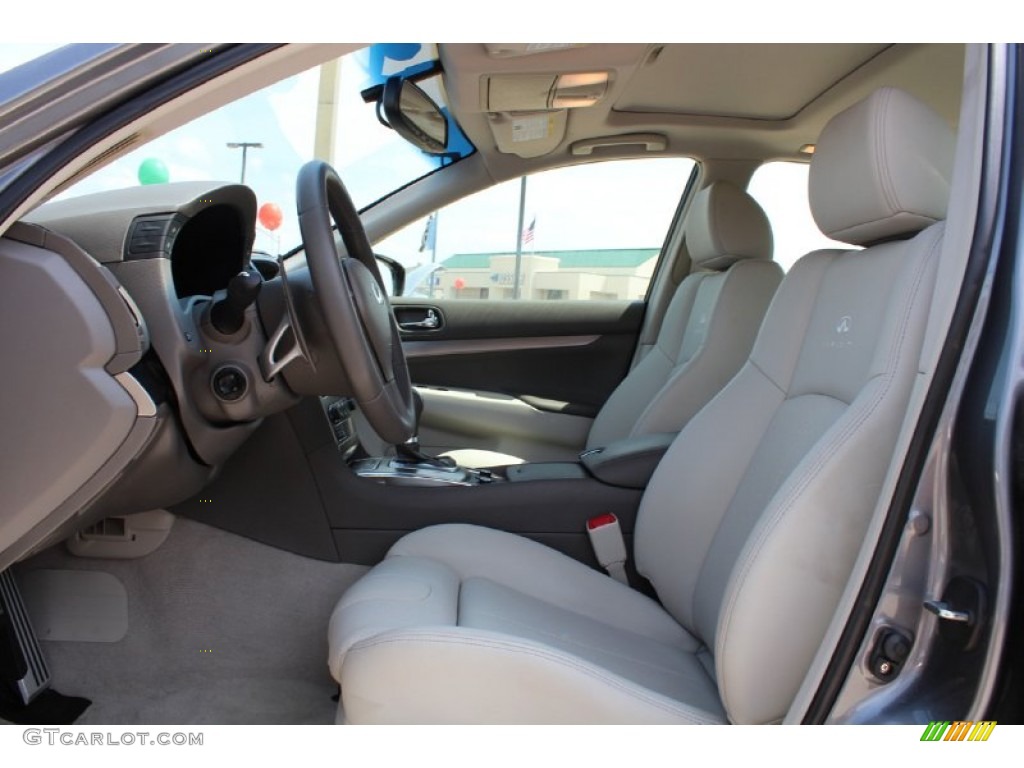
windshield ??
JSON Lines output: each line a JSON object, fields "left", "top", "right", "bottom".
{"left": 58, "top": 44, "right": 473, "bottom": 255}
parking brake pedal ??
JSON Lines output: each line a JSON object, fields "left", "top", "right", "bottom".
{"left": 0, "top": 569, "right": 50, "bottom": 705}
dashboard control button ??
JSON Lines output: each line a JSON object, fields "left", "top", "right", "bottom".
{"left": 212, "top": 365, "right": 248, "bottom": 402}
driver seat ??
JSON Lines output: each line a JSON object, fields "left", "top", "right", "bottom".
{"left": 327, "top": 87, "right": 954, "bottom": 724}
{"left": 443, "top": 180, "right": 782, "bottom": 468}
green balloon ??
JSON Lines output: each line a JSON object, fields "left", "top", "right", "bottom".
{"left": 138, "top": 158, "right": 169, "bottom": 185}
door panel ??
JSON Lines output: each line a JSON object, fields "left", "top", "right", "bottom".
{"left": 396, "top": 298, "right": 644, "bottom": 406}
{"left": 394, "top": 297, "right": 644, "bottom": 461}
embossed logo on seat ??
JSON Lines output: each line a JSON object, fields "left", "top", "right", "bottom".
{"left": 827, "top": 315, "right": 854, "bottom": 349}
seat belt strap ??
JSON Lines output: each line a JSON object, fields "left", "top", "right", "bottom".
{"left": 586, "top": 514, "right": 629, "bottom": 585}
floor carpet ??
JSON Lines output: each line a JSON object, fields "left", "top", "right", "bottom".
{"left": 18, "top": 518, "right": 367, "bottom": 724}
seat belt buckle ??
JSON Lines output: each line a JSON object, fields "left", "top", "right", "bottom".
{"left": 586, "top": 513, "right": 629, "bottom": 584}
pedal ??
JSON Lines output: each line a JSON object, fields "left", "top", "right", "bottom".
{"left": 0, "top": 569, "right": 51, "bottom": 705}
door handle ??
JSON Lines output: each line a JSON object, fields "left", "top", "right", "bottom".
{"left": 398, "top": 308, "right": 441, "bottom": 331}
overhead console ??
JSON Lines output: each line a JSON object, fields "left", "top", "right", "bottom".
{"left": 440, "top": 43, "right": 649, "bottom": 159}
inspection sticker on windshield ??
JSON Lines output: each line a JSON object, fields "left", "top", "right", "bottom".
{"left": 512, "top": 116, "right": 551, "bottom": 143}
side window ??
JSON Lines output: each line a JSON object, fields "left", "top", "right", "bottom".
{"left": 376, "top": 157, "right": 695, "bottom": 300}
{"left": 747, "top": 161, "right": 851, "bottom": 271}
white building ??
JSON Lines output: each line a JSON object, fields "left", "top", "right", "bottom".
{"left": 434, "top": 248, "right": 660, "bottom": 301}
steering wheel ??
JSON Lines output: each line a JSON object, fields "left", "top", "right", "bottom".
{"left": 296, "top": 160, "right": 416, "bottom": 445}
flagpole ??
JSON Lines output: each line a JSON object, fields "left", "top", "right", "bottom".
{"left": 513, "top": 176, "right": 526, "bottom": 300}
{"left": 431, "top": 211, "right": 439, "bottom": 265}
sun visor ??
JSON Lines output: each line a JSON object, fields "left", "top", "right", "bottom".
{"left": 487, "top": 110, "right": 568, "bottom": 158}
{"left": 481, "top": 72, "right": 608, "bottom": 158}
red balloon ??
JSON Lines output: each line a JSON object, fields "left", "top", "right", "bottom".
{"left": 258, "top": 202, "right": 283, "bottom": 232}
{"left": 453, "top": 277, "right": 466, "bottom": 290}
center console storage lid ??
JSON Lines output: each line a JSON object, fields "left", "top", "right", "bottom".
{"left": 579, "top": 432, "right": 676, "bottom": 489}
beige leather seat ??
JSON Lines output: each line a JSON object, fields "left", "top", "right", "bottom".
{"left": 328, "top": 87, "right": 953, "bottom": 724}
{"left": 444, "top": 181, "right": 782, "bottom": 468}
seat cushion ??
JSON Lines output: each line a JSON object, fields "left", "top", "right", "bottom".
{"left": 328, "top": 524, "right": 725, "bottom": 724}
{"left": 458, "top": 578, "right": 722, "bottom": 711}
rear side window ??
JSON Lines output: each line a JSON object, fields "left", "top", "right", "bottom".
{"left": 747, "top": 161, "right": 851, "bottom": 271}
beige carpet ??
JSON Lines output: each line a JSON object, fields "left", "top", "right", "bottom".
{"left": 18, "top": 518, "right": 366, "bottom": 724}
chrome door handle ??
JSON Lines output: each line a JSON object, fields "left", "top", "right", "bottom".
{"left": 398, "top": 308, "right": 440, "bottom": 331}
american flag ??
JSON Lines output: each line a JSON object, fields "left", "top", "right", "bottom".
{"left": 419, "top": 213, "right": 437, "bottom": 253}
{"left": 522, "top": 216, "right": 536, "bottom": 246}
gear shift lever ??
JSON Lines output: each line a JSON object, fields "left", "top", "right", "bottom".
{"left": 393, "top": 388, "right": 457, "bottom": 468}
{"left": 394, "top": 440, "right": 456, "bottom": 468}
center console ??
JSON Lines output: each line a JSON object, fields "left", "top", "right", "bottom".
{"left": 350, "top": 457, "right": 499, "bottom": 486}
{"left": 348, "top": 431, "right": 675, "bottom": 491}
{"left": 175, "top": 395, "right": 676, "bottom": 575}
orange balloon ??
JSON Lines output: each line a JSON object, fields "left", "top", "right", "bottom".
{"left": 258, "top": 202, "right": 283, "bottom": 231}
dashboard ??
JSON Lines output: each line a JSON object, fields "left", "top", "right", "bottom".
{"left": 0, "top": 181, "right": 303, "bottom": 570}
{"left": 134, "top": 203, "right": 248, "bottom": 299}
{"left": 26, "top": 181, "right": 256, "bottom": 281}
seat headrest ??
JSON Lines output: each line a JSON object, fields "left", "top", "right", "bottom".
{"left": 687, "top": 181, "right": 774, "bottom": 270}
{"left": 809, "top": 87, "right": 955, "bottom": 247}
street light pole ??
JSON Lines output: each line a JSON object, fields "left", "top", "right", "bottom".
{"left": 513, "top": 176, "right": 527, "bottom": 300}
{"left": 226, "top": 141, "right": 263, "bottom": 184}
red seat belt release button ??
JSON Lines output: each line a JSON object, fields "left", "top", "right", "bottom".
{"left": 586, "top": 514, "right": 628, "bottom": 584}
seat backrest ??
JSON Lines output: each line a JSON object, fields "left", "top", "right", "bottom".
{"left": 634, "top": 87, "right": 955, "bottom": 723}
{"left": 586, "top": 182, "right": 782, "bottom": 449}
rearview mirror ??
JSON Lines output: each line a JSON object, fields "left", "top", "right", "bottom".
{"left": 381, "top": 77, "right": 449, "bottom": 155}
